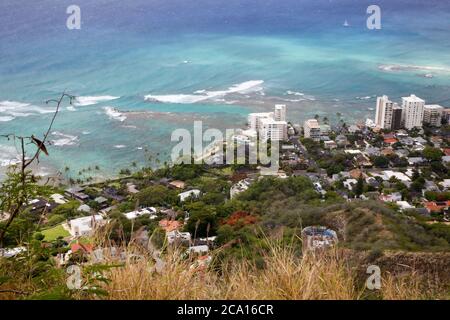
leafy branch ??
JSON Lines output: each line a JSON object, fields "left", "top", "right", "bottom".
{"left": 0, "top": 92, "right": 74, "bottom": 247}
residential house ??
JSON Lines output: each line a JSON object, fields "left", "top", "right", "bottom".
{"left": 324, "top": 140, "right": 337, "bottom": 149}
{"left": 124, "top": 207, "right": 157, "bottom": 220}
{"left": 354, "top": 154, "right": 373, "bottom": 168}
{"left": 50, "top": 194, "right": 68, "bottom": 204}
{"left": 335, "top": 135, "right": 349, "bottom": 147}
{"left": 396, "top": 201, "right": 415, "bottom": 211}
{"left": 382, "top": 170, "right": 411, "bottom": 183}
{"left": 230, "top": 179, "right": 253, "bottom": 199}
{"left": 380, "top": 192, "right": 402, "bottom": 202}
{"left": 365, "top": 177, "right": 380, "bottom": 189}
{"left": 381, "top": 148, "right": 395, "bottom": 157}
{"left": 28, "top": 198, "right": 57, "bottom": 215}
{"left": 440, "top": 179, "right": 450, "bottom": 190}
{"left": 169, "top": 180, "right": 186, "bottom": 189}
{"left": 94, "top": 196, "right": 109, "bottom": 209}
{"left": 102, "top": 187, "right": 125, "bottom": 202}
{"left": 77, "top": 204, "right": 92, "bottom": 214}
{"left": 408, "top": 157, "right": 425, "bottom": 166}
{"left": 68, "top": 215, "right": 104, "bottom": 237}
{"left": 343, "top": 179, "right": 358, "bottom": 191}
{"left": 365, "top": 146, "right": 380, "bottom": 157}
{"left": 395, "top": 149, "right": 409, "bottom": 158}
{"left": 349, "top": 169, "right": 364, "bottom": 179}
{"left": 187, "top": 245, "right": 209, "bottom": 255}
{"left": 442, "top": 156, "right": 450, "bottom": 164}
{"left": 126, "top": 183, "right": 139, "bottom": 194}
{"left": 65, "top": 187, "right": 89, "bottom": 201}
{"left": 167, "top": 230, "right": 191, "bottom": 245}
{"left": 159, "top": 219, "right": 183, "bottom": 233}
{"left": 423, "top": 200, "right": 450, "bottom": 214}
{"left": 178, "top": 189, "right": 201, "bottom": 202}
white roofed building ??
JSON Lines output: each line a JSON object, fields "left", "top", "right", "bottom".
{"left": 179, "top": 189, "right": 201, "bottom": 202}
{"left": 304, "top": 119, "right": 321, "bottom": 142}
{"left": 402, "top": 95, "right": 425, "bottom": 130}
{"left": 124, "top": 207, "right": 157, "bottom": 220}
{"left": 423, "top": 105, "right": 444, "bottom": 127}
{"left": 68, "top": 215, "right": 104, "bottom": 237}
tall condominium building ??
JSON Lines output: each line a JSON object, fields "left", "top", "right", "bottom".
{"left": 391, "top": 105, "right": 403, "bottom": 130}
{"left": 304, "top": 119, "right": 321, "bottom": 142}
{"left": 402, "top": 94, "right": 425, "bottom": 130}
{"left": 423, "top": 105, "right": 444, "bottom": 127}
{"left": 274, "top": 104, "right": 287, "bottom": 122}
{"left": 247, "top": 106, "right": 288, "bottom": 142}
{"left": 375, "top": 95, "right": 395, "bottom": 130}
{"left": 260, "top": 118, "right": 288, "bottom": 141}
{"left": 248, "top": 112, "right": 274, "bottom": 131}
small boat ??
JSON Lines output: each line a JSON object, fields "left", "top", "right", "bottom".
{"left": 343, "top": 20, "right": 350, "bottom": 27}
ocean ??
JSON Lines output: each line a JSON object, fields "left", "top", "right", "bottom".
{"left": 1, "top": 0, "right": 450, "bottom": 180}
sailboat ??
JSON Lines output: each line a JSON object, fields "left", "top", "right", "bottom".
{"left": 343, "top": 20, "right": 350, "bottom": 27}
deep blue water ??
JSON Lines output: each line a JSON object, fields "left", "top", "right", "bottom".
{"left": 1, "top": 0, "right": 450, "bottom": 179}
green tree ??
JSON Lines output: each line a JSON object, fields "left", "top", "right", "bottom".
{"left": 184, "top": 202, "right": 218, "bottom": 238}
{"left": 354, "top": 176, "right": 365, "bottom": 196}
{"left": 373, "top": 156, "right": 390, "bottom": 168}
{"left": 423, "top": 146, "right": 443, "bottom": 162}
{"left": 136, "top": 185, "right": 177, "bottom": 207}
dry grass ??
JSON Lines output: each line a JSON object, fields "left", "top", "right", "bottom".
{"left": 100, "top": 244, "right": 361, "bottom": 300}
{"left": 1, "top": 229, "right": 443, "bottom": 300}
{"left": 380, "top": 272, "right": 429, "bottom": 300}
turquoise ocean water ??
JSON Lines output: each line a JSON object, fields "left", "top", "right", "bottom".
{"left": 1, "top": 0, "right": 450, "bottom": 179}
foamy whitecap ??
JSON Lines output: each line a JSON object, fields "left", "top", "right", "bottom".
{"left": 74, "top": 95, "right": 120, "bottom": 107}
{"left": 0, "top": 100, "right": 54, "bottom": 119}
{"left": 356, "top": 96, "right": 375, "bottom": 100}
{"left": 286, "top": 90, "right": 305, "bottom": 96}
{"left": 282, "top": 98, "right": 305, "bottom": 102}
{"left": 0, "top": 116, "right": 15, "bottom": 122}
{"left": 0, "top": 145, "right": 20, "bottom": 167}
{"left": 144, "top": 80, "right": 264, "bottom": 104}
{"left": 378, "top": 64, "right": 450, "bottom": 73}
{"left": 103, "top": 106, "right": 127, "bottom": 122}
{"left": 50, "top": 131, "right": 79, "bottom": 147}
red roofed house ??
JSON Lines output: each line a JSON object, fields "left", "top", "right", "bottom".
{"left": 423, "top": 201, "right": 450, "bottom": 214}
{"left": 159, "top": 219, "right": 183, "bottom": 232}
{"left": 384, "top": 138, "right": 398, "bottom": 145}
{"left": 71, "top": 243, "right": 94, "bottom": 254}
{"left": 444, "top": 148, "right": 450, "bottom": 157}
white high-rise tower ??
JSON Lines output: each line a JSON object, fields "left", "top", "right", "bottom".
{"left": 274, "top": 104, "right": 287, "bottom": 122}
{"left": 402, "top": 95, "right": 425, "bottom": 130}
{"left": 375, "top": 95, "right": 395, "bottom": 130}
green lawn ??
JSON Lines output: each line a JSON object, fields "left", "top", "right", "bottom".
{"left": 41, "top": 224, "right": 70, "bottom": 241}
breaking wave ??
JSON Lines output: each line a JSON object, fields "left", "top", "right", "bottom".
{"left": 144, "top": 80, "right": 264, "bottom": 104}
{"left": 50, "top": 131, "right": 79, "bottom": 147}
{"left": 0, "top": 100, "right": 54, "bottom": 121}
{"left": 103, "top": 106, "right": 127, "bottom": 122}
{"left": 378, "top": 64, "right": 450, "bottom": 73}
{"left": 74, "top": 95, "right": 120, "bottom": 106}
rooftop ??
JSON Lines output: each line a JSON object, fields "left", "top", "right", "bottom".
{"left": 402, "top": 94, "right": 425, "bottom": 103}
